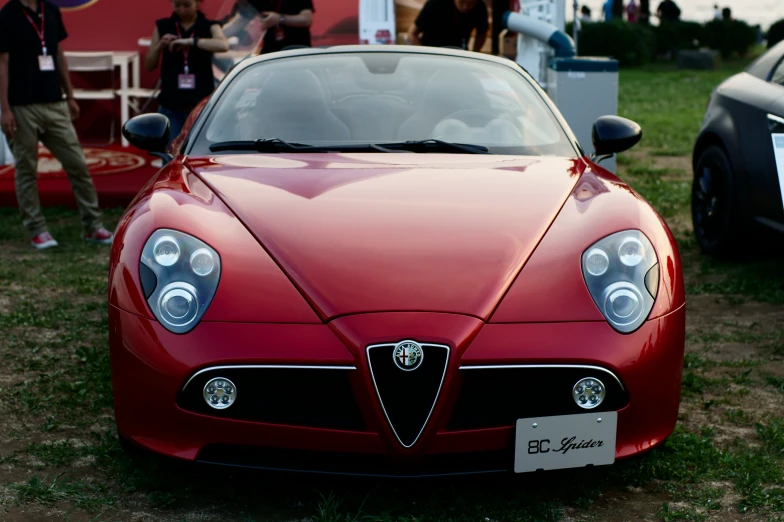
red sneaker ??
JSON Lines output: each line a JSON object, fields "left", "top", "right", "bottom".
{"left": 85, "top": 227, "right": 114, "bottom": 245}
{"left": 31, "top": 231, "right": 58, "bottom": 250}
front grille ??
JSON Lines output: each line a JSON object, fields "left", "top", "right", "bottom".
{"left": 197, "top": 444, "right": 513, "bottom": 477}
{"left": 367, "top": 342, "right": 449, "bottom": 447}
{"left": 448, "top": 366, "right": 628, "bottom": 431}
{"left": 177, "top": 366, "right": 365, "bottom": 431}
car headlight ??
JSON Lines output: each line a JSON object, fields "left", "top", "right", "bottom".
{"left": 140, "top": 229, "right": 221, "bottom": 334}
{"left": 581, "top": 230, "right": 659, "bottom": 334}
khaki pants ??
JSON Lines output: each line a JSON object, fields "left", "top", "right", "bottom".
{"left": 10, "top": 102, "right": 103, "bottom": 237}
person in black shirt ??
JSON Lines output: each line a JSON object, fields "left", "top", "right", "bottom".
{"left": 145, "top": 0, "right": 228, "bottom": 144}
{"left": 221, "top": 0, "right": 314, "bottom": 54}
{"left": 0, "top": 0, "right": 113, "bottom": 249}
{"left": 656, "top": 0, "right": 681, "bottom": 22}
{"left": 409, "top": 0, "right": 489, "bottom": 52}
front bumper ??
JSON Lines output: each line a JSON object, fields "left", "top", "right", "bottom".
{"left": 110, "top": 305, "right": 685, "bottom": 475}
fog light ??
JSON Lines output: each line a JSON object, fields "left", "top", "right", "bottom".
{"left": 573, "top": 377, "right": 605, "bottom": 409}
{"left": 203, "top": 377, "right": 237, "bottom": 410}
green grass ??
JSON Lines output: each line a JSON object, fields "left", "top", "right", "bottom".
{"left": 618, "top": 62, "right": 749, "bottom": 156}
{"left": 622, "top": 164, "right": 690, "bottom": 218}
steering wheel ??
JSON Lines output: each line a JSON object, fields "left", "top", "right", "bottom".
{"left": 439, "top": 109, "right": 498, "bottom": 127}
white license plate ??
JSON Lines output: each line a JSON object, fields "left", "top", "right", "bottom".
{"left": 514, "top": 412, "right": 617, "bottom": 473}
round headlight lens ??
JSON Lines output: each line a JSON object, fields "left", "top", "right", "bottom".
{"left": 158, "top": 282, "right": 199, "bottom": 327}
{"left": 190, "top": 248, "right": 215, "bottom": 277}
{"left": 618, "top": 237, "right": 645, "bottom": 267}
{"left": 584, "top": 248, "right": 609, "bottom": 276}
{"left": 153, "top": 236, "right": 180, "bottom": 266}
{"left": 602, "top": 282, "right": 644, "bottom": 327}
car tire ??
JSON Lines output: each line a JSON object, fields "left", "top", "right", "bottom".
{"left": 691, "top": 145, "right": 743, "bottom": 257}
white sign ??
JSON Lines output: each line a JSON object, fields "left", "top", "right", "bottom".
{"left": 360, "top": 0, "right": 396, "bottom": 45}
{"left": 772, "top": 133, "right": 784, "bottom": 211}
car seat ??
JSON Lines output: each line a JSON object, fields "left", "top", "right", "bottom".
{"left": 396, "top": 69, "right": 492, "bottom": 141}
{"left": 255, "top": 69, "right": 351, "bottom": 143}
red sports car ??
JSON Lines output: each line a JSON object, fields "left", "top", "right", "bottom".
{"left": 112, "top": 46, "right": 685, "bottom": 476}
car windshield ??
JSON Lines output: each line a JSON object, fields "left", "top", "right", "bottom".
{"left": 190, "top": 51, "right": 576, "bottom": 156}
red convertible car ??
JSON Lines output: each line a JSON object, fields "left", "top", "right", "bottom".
{"left": 112, "top": 46, "right": 685, "bottom": 476}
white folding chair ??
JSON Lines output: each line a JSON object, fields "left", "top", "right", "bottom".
{"left": 127, "top": 81, "right": 160, "bottom": 114}
{"left": 64, "top": 51, "right": 117, "bottom": 144}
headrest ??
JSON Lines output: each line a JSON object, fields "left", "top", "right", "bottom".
{"left": 259, "top": 69, "right": 327, "bottom": 113}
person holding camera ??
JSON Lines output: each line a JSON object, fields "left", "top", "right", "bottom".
{"left": 221, "top": 0, "right": 314, "bottom": 54}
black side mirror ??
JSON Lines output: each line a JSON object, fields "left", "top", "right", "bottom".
{"left": 591, "top": 115, "right": 642, "bottom": 159}
{"left": 122, "top": 114, "right": 172, "bottom": 163}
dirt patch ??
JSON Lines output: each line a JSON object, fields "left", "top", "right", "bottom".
{"left": 625, "top": 149, "right": 692, "bottom": 173}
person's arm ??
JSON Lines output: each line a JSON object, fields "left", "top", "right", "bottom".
{"left": 54, "top": 47, "right": 81, "bottom": 120}
{"left": 408, "top": 24, "right": 422, "bottom": 45}
{"left": 170, "top": 24, "right": 230, "bottom": 53}
{"left": 145, "top": 26, "right": 177, "bottom": 71}
{"left": 0, "top": 53, "right": 15, "bottom": 139}
{"left": 472, "top": 30, "right": 487, "bottom": 52}
{"left": 260, "top": 9, "right": 313, "bottom": 30}
{"left": 409, "top": 1, "right": 434, "bottom": 46}
{"left": 222, "top": 13, "right": 249, "bottom": 38}
{"left": 472, "top": 4, "right": 489, "bottom": 52}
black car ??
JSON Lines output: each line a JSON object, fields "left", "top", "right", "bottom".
{"left": 692, "top": 40, "right": 784, "bottom": 256}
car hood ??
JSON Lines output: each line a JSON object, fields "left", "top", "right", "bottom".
{"left": 188, "top": 153, "right": 584, "bottom": 320}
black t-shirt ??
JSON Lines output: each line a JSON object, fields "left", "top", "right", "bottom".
{"left": 247, "top": 0, "right": 315, "bottom": 54}
{"left": 155, "top": 12, "right": 218, "bottom": 113}
{"left": 0, "top": 0, "right": 67, "bottom": 106}
{"left": 415, "top": 0, "right": 488, "bottom": 50}
{"left": 657, "top": 0, "right": 681, "bottom": 21}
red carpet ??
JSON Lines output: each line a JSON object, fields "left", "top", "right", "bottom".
{"left": 0, "top": 144, "right": 160, "bottom": 209}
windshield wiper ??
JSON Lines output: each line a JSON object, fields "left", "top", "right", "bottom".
{"left": 377, "top": 139, "right": 489, "bottom": 154}
{"left": 209, "top": 138, "right": 329, "bottom": 153}
{"left": 208, "top": 138, "right": 490, "bottom": 154}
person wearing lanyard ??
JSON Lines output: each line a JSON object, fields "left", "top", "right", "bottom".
{"left": 145, "top": 0, "right": 229, "bottom": 145}
{"left": 221, "top": 0, "right": 314, "bottom": 54}
{"left": 0, "top": 0, "right": 114, "bottom": 249}
{"left": 408, "top": 0, "right": 489, "bottom": 52}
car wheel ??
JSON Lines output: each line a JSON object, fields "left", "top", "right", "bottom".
{"left": 691, "top": 145, "right": 742, "bottom": 257}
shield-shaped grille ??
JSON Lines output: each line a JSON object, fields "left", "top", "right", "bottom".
{"left": 366, "top": 341, "right": 450, "bottom": 448}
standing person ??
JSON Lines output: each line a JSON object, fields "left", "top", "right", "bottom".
{"left": 0, "top": 0, "right": 113, "bottom": 249}
{"left": 145, "top": 0, "right": 229, "bottom": 143}
{"left": 580, "top": 5, "right": 592, "bottom": 21}
{"left": 626, "top": 0, "right": 639, "bottom": 22}
{"left": 713, "top": 4, "right": 721, "bottom": 20}
{"left": 408, "top": 0, "right": 488, "bottom": 52}
{"left": 656, "top": 0, "right": 680, "bottom": 22}
{"left": 602, "top": 0, "right": 614, "bottom": 21}
{"left": 221, "top": 0, "right": 314, "bottom": 55}
{"left": 639, "top": 0, "right": 650, "bottom": 24}
{"left": 612, "top": 0, "right": 624, "bottom": 20}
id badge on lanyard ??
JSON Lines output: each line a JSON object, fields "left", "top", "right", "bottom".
{"left": 178, "top": 68, "right": 196, "bottom": 89}
{"left": 24, "top": 4, "right": 54, "bottom": 71}
{"left": 176, "top": 21, "right": 196, "bottom": 90}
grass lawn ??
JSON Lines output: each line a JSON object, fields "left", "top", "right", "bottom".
{"left": 1, "top": 58, "right": 784, "bottom": 521}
